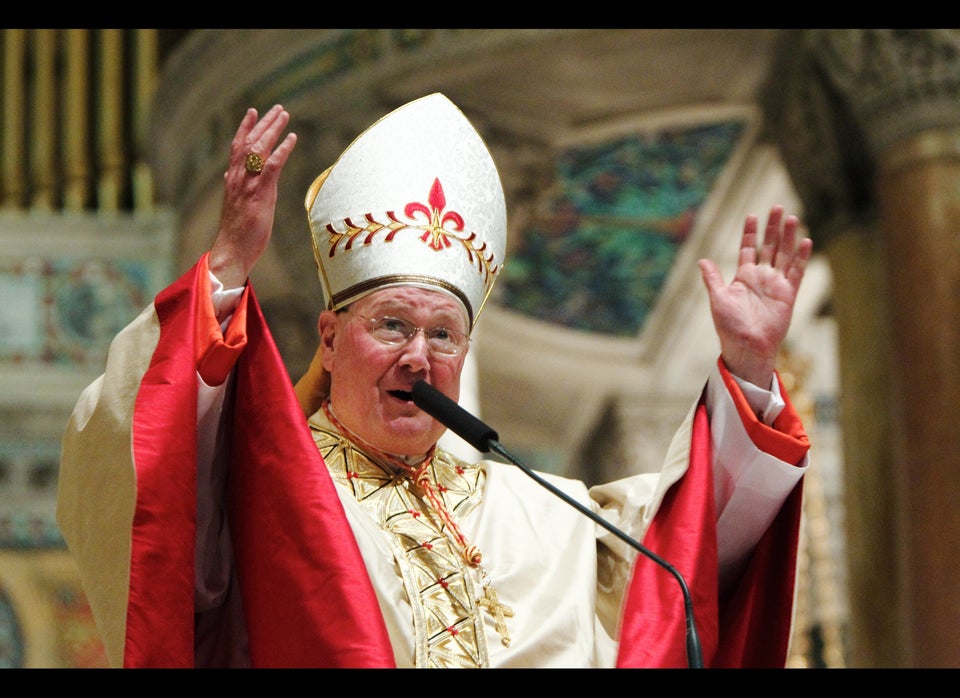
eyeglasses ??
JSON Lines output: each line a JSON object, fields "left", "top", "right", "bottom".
{"left": 352, "top": 312, "right": 470, "bottom": 356}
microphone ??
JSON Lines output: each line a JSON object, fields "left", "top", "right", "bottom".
{"left": 411, "top": 380, "right": 704, "bottom": 669}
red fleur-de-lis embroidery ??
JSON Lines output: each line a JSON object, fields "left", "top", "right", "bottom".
{"left": 405, "top": 178, "right": 465, "bottom": 251}
{"left": 323, "top": 177, "right": 500, "bottom": 286}
{"left": 421, "top": 541, "right": 433, "bottom": 550}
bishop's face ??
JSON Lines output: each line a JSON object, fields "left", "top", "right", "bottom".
{"left": 320, "top": 285, "right": 470, "bottom": 456}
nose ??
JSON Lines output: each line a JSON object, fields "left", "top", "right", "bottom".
{"left": 397, "top": 330, "right": 431, "bottom": 371}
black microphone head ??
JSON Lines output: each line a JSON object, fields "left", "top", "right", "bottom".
{"left": 411, "top": 381, "right": 499, "bottom": 453}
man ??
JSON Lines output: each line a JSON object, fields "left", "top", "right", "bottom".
{"left": 57, "top": 94, "right": 812, "bottom": 668}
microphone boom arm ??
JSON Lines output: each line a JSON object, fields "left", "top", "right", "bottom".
{"left": 410, "top": 380, "right": 704, "bottom": 668}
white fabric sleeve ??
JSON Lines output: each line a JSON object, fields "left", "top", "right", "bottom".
{"left": 209, "top": 271, "right": 245, "bottom": 332}
{"left": 704, "top": 364, "right": 807, "bottom": 588}
{"left": 197, "top": 270, "right": 243, "bottom": 464}
{"left": 194, "top": 270, "right": 244, "bottom": 608}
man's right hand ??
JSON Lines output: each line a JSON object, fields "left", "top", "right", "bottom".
{"left": 208, "top": 104, "right": 298, "bottom": 290}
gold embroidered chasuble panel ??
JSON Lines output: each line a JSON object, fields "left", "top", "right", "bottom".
{"left": 309, "top": 413, "right": 493, "bottom": 668}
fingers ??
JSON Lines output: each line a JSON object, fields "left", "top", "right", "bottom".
{"left": 738, "top": 214, "right": 760, "bottom": 267}
{"left": 785, "top": 236, "right": 814, "bottom": 290}
{"left": 231, "top": 107, "right": 259, "bottom": 146}
{"left": 751, "top": 205, "right": 811, "bottom": 279}
{"left": 227, "top": 105, "right": 296, "bottom": 179}
{"left": 757, "top": 205, "right": 783, "bottom": 266}
{"left": 230, "top": 108, "right": 261, "bottom": 167}
{"left": 267, "top": 132, "right": 298, "bottom": 175}
{"left": 770, "top": 211, "right": 811, "bottom": 286}
{"left": 247, "top": 104, "right": 289, "bottom": 157}
{"left": 697, "top": 258, "right": 723, "bottom": 297}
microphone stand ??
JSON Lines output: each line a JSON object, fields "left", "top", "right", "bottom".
{"left": 411, "top": 381, "right": 704, "bottom": 669}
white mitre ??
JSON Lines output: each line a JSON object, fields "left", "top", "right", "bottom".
{"left": 304, "top": 93, "right": 508, "bottom": 331}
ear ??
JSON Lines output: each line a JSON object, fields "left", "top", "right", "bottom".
{"left": 292, "top": 311, "right": 336, "bottom": 418}
{"left": 318, "top": 309, "right": 339, "bottom": 371}
{"left": 292, "top": 341, "right": 329, "bottom": 418}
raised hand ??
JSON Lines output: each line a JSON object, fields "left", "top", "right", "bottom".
{"left": 697, "top": 205, "right": 813, "bottom": 388}
{"left": 208, "top": 105, "right": 298, "bottom": 289}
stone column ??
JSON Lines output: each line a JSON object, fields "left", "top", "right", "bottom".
{"left": 763, "top": 28, "right": 960, "bottom": 667}
{"left": 875, "top": 128, "right": 960, "bottom": 667}
{"left": 821, "top": 225, "right": 901, "bottom": 667}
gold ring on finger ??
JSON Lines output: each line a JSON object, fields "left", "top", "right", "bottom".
{"left": 245, "top": 152, "right": 265, "bottom": 175}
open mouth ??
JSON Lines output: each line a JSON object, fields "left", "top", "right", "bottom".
{"left": 388, "top": 389, "right": 413, "bottom": 402}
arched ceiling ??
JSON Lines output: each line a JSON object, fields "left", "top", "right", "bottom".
{"left": 376, "top": 29, "right": 780, "bottom": 141}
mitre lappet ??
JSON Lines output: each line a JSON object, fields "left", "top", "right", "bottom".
{"left": 304, "top": 93, "right": 508, "bottom": 332}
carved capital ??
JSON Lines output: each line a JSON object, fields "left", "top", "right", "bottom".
{"left": 761, "top": 29, "right": 960, "bottom": 243}
{"left": 811, "top": 29, "right": 960, "bottom": 158}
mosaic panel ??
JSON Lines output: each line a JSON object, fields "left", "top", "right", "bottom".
{"left": 0, "top": 257, "right": 151, "bottom": 370}
{"left": 50, "top": 580, "right": 108, "bottom": 667}
{"left": 0, "top": 216, "right": 172, "bottom": 665}
{"left": 0, "top": 585, "right": 23, "bottom": 668}
{"left": 0, "top": 435, "right": 64, "bottom": 549}
{"left": 0, "top": 558, "right": 109, "bottom": 668}
{"left": 502, "top": 120, "right": 745, "bottom": 336}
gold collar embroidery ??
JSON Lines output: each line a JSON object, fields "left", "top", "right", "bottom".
{"left": 308, "top": 407, "right": 513, "bottom": 667}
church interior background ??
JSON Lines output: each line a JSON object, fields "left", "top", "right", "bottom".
{"left": 1, "top": 28, "right": 957, "bottom": 668}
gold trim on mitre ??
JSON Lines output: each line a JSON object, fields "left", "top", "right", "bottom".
{"left": 304, "top": 93, "right": 507, "bottom": 331}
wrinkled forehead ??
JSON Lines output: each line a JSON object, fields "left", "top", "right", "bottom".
{"left": 352, "top": 285, "right": 470, "bottom": 330}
